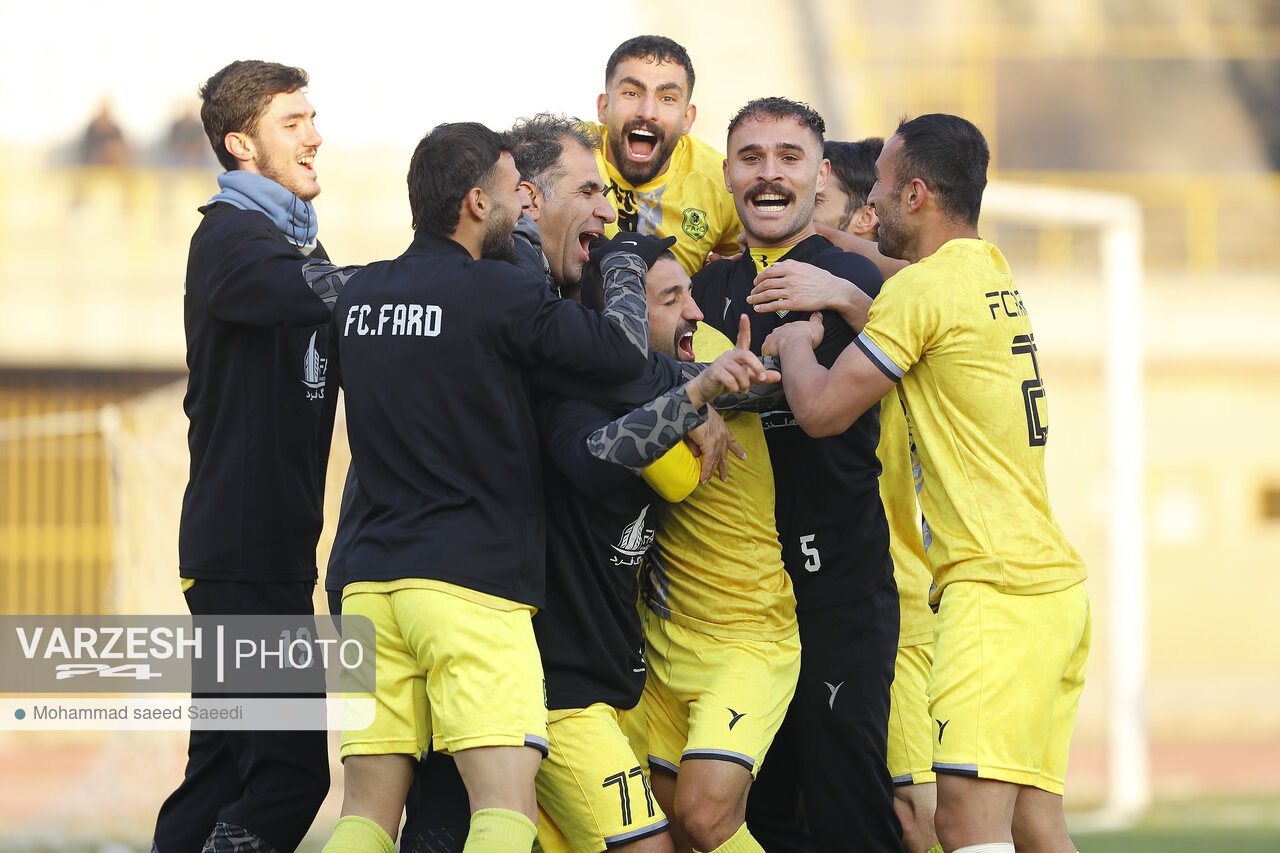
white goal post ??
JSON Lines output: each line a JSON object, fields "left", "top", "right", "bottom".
{"left": 983, "top": 181, "right": 1148, "bottom": 829}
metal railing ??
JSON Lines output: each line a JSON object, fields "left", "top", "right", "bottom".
{"left": 0, "top": 374, "right": 181, "bottom": 615}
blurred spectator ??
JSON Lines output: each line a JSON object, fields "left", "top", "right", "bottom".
{"left": 162, "top": 104, "right": 215, "bottom": 168}
{"left": 79, "top": 102, "right": 131, "bottom": 167}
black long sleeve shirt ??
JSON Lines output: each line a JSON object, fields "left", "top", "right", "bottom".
{"left": 331, "top": 231, "right": 647, "bottom": 607}
{"left": 180, "top": 203, "right": 339, "bottom": 582}
{"left": 692, "top": 234, "right": 892, "bottom": 610}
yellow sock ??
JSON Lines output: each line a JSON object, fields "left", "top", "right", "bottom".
{"left": 697, "top": 822, "right": 765, "bottom": 853}
{"left": 463, "top": 808, "right": 537, "bottom": 853}
{"left": 925, "top": 845, "right": 944, "bottom": 853}
{"left": 322, "top": 815, "right": 394, "bottom": 853}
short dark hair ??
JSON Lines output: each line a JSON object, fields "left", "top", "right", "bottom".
{"left": 824, "top": 137, "right": 883, "bottom": 209}
{"left": 893, "top": 114, "right": 989, "bottom": 226}
{"left": 727, "top": 97, "right": 826, "bottom": 147}
{"left": 605, "top": 35, "right": 695, "bottom": 97}
{"left": 407, "top": 122, "right": 507, "bottom": 235}
{"left": 506, "top": 114, "right": 600, "bottom": 200}
{"left": 198, "top": 60, "right": 309, "bottom": 171}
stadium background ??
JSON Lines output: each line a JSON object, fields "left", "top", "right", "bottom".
{"left": 1, "top": 0, "right": 1278, "bottom": 850}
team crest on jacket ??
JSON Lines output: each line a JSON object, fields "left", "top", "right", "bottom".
{"left": 612, "top": 506, "right": 655, "bottom": 568}
{"left": 302, "top": 331, "right": 328, "bottom": 400}
{"left": 682, "top": 207, "right": 709, "bottom": 240}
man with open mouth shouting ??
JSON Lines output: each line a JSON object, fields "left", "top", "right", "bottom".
{"left": 593, "top": 36, "right": 743, "bottom": 276}
{"left": 692, "top": 98, "right": 902, "bottom": 853}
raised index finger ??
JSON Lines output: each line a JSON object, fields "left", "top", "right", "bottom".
{"left": 735, "top": 313, "right": 752, "bottom": 351}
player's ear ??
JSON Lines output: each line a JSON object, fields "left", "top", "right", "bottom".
{"left": 905, "top": 177, "right": 928, "bottom": 214}
{"left": 464, "top": 186, "right": 486, "bottom": 223}
{"left": 681, "top": 102, "right": 696, "bottom": 136}
{"left": 851, "top": 203, "right": 877, "bottom": 237}
{"left": 722, "top": 158, "right": 731, "bottom": 193}
{"left": 224, "top": 132, "right": 254, "bottom": 166}
{"left": 521, "top": 180, "right": 543, "bottom": 222}
{"left": 815, "top": 158, "right": 830, "bottom": 192}
{"left": 596, "top": 92, "right": 610, "bottom": 125}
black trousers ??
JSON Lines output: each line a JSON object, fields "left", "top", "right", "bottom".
{"left": 153, "top": 579, "right": 330, "bottom": 853}
{"left": 747, "top": 576, "right": 903, "bottom": 853}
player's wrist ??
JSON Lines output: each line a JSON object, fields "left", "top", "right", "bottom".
{"left": 778, "top": 332, "right": 813, "bottom": 361}
{"left": 684, "top": 376, "right": 710, "bottom": 410}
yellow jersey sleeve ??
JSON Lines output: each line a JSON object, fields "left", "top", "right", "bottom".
{"left": 858, "top": 239, "right": 1086, "bottom": 598}
{"left": 641, "top": 444, "right": 700, "bottom": 502}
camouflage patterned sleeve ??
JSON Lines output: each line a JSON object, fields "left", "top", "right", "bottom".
{"left": 675, "top": 360, "right": 706, "bottom": 383}
{"left": 586, "top": 385, "right": 708, "bottom": 471}
{"left": 302, "top": 259, "right": 363, "bottom": 309}
{"left": 675, "top": 356, "right": 786, "bottom": 412}
{"left": 511, "top": 211, "right": 554, "bottom": 292}
{"left": 599, "top": 252, "right": 650, "bottom": 356}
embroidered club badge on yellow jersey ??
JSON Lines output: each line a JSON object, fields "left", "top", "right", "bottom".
{"left": 682, "top": 207, "right": 709, "bottom": 240}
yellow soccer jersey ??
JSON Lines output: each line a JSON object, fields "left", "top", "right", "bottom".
{"left": 856, "top": 239, "right": 1086, "bottom": 598}
{"left": 643, "top": 323, "right": 796, "bottom": 641}
{"left": 877, "top": 386, "right": 935, "bottom": 646}
{"left": 592, "top": 123, "right": 743, "bottom": 276}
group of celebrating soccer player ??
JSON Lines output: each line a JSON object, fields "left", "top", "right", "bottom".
{"left": 161, "top": 34, "right": 1090, "bottom": 853}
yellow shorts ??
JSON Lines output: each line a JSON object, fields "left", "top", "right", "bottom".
{"left": 339, "top": 580, "right": 548, "bottom": 760}
{"left": 887, "top": 641, "right": 936, "bottom": 785}
{"left": 534, "top": 704, "right": 668, "bottom": 852}
{"left": 641, "top": 606, "right": 800, "bottom": 778}
{"left": 929, "top": 580, "right": 1090, "bottom": 794}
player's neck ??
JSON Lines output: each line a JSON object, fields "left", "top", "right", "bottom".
{"left": 912, "top": 221, "right": 980, "bottom": 263}
{"left": 446, "top": 221, "right": 486, "bottom": 261}
{"left": 746, "top": 222, "right": 817, "bottom": 252}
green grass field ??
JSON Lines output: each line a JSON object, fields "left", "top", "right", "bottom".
{"left": 1078, "top": 827, "right": 1280, "bottom": 852}
{"left": 3, "top": 824, "right": 1280, "bottom": 853}
{"left": 4, "top": 796, "right": 1279, "bottom": 852}
{"left": 1072, "top": 796, "right": 1280, "bottom": 852}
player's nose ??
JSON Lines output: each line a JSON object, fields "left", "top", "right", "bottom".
{"left": 595, "top": 196, "right": 617, "bottom": 225}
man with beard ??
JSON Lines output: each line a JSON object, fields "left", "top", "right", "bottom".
{"left": 511, "top": 115, "right": 624, "bottom": 300}
{"left": 530, "top": 241, "right": 778, "bottom": 853}
{"left": 634, "top": 307, "right": 799, "bottom": 853}
{"left": 322, "top": 116, "right": 622, "bottom": 617}
{"left": 511, "top": 115, "right": 737, "bottom": 486}
{"left": 594, "top": 35, "right": 742, "bottom": 275}
{"left": 369, "top": 116, "right": 768, "bottom": 853}
{"left": 755, "top": 136, "right": 942, "bottom": 853}
{"left": 322, "top": 121, "right": 654, "bottom": 853}
{"left": 761, "top": 114, "right": 1089, "bottom": 853}
{"left": 156, "top": 59, "right": 357, "bottom": 853}
{"left": 692, "top": 99, "right": 902, "bottom": 853}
